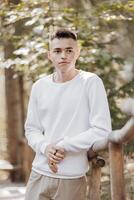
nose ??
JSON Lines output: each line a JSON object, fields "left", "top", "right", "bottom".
{"left": 61, "top": 51, "right": 66, "bottom": 59}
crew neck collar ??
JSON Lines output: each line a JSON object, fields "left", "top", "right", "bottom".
{"left": 48, "top": 69, "right": 82, "bottom": 86}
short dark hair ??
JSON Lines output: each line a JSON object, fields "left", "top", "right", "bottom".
{"left": 50, "top": 28, "right": 77, "bottom": 41}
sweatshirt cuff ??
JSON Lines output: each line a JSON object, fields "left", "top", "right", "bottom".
{"left": 40, "top": 142, "right": 49, "bottom": 154}
{"left": 56, "top": 140, "right": 65, "bottom": 147}
{"left": 56, "top": 136, "right": 72, "bottom": 151}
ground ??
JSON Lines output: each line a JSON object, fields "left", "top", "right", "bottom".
{"left": 0, "top": 178, "right": 25, "bottom": 200}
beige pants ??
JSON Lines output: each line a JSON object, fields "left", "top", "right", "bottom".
{"left": 25, "top": 170, "right": 87, "bottom": 200}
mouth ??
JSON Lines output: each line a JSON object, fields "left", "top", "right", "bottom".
{"left": 58, "top": 61, "right": 69, "bottom": 64}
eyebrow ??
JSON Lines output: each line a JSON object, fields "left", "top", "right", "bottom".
{"left": 53, "top": 47, "right": 73, "bottom": 50}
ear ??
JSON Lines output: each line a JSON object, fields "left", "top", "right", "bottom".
{"left": 76, "top": 47, "right": 80, "bottom": 59}
{"left": 76, "top": 42, "right": 81, "bottom": 58}
{"left": 47, "top": 51, "right": 51, "bottom": 61}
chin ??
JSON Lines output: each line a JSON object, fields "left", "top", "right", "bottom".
{"left": 57, "top": 64, "right": 69, "bottom": 69}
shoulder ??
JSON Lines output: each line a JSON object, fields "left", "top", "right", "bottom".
{"left": 80, "top": 70, "right": 105, "bottom": 94}
{"left": 80, "top": 70, "right": 102, "bottom": 84}
{"left": 32, "top": 73, "right": 52, "bottom": 90}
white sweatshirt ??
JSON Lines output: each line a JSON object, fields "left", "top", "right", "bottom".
{"left": 25, "top": 70, "right": 111, "bottom": 179}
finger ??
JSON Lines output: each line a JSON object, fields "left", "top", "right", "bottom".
{"left": 48, "top": 152, "right": 56, "bottom": 158}
{"left": 49, "top": 165, "right": 57, "bottom": 173}
{"left": 48, "top": 152, "right": 64, "bottom": 161}
{"left": 55, "top": 152, "right": 65, "bottom": 159}
{"left": 49, "top": 163, "right": 58, "bottom": 173}
{"left": 56, "top": 147, "right": 65, "bottom": 154}
{"left": 50, "top": 167, "right": 57, "bottom": 173}
{"left": 49, "top": 163, "right": 57, "bottom": 169}
{"left": 49, "top": 157, "right": 59, "bottom": 164}
{"left": 52, "top": 154, "right": 64, "bottom": 161}
{"left": 48, "top": 161, "right": 56, "bottom": 167}
{"left": 49, "top": 148, "right": 57, "bottom": 155}
{"left": 49, "top": 158, "right": 63, "bottom": 165}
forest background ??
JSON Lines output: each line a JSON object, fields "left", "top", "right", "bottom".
{"left": 0, "top": 0, "right": 134, "bottom": 199}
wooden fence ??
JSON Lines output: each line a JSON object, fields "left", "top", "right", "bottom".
{"left": 87, "top": 116, "right": 134, "bottom": 200}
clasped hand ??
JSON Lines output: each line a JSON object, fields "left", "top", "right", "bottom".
{"left": 45, "top": 144, "right": 65, "bottom": 173}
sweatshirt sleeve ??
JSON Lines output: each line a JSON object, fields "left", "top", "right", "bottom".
{"left": 57, "top": 76, "right": 112, "bottom": 152}
{"left": 24, "top": 83, "right": 49, "bottom": 154}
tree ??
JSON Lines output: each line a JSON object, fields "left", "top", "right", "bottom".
{"left": 2, "top": 0, "right": 25, "bottom": 181}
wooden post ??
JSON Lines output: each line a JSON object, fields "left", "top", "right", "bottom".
{"left": 109, "top": 143, "right": 126, "bottom": 200}
{"left": 88, "top": 160, "right": 102, "bottom": 200}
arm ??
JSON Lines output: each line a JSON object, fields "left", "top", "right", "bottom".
{"left": 25, "top": 83, "right": 66, "bottom": 174}
{"left": 57, "top": 76, "right": 112, "bottom": 152}
{"left": 24, "top": 83, "right": 49, "bottom": 154}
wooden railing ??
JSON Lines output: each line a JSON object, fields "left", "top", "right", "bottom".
{"left": 88, "top": 100, "right": 134, "bottom": 200}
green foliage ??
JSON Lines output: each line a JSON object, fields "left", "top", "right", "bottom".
{"left": 0, "top": 0, "right": 134, "bottom": 130}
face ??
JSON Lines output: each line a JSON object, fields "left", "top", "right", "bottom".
{"left": 48, "top": 38, "right": 80, "bottom": 72}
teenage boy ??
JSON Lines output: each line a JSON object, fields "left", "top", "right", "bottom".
{"left": 25, "top": 28, "right": 111, "bottom": 200}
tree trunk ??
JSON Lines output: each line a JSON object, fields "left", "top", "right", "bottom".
{"left": 0, "top": 68, "right": 7, "bottom": 160}
{"left": 4, "top": 0, "right": 25, "bottom": 182}
{"left": 4, "top": 67, "right": 24, "bottom": 181}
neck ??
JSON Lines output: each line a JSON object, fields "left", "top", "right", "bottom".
{"left": 53, "top": 68, "right": 79, "bottom": 83}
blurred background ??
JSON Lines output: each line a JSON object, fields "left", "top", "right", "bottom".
{"left": 0, "top": 0, "right": 134, "bottom": 199}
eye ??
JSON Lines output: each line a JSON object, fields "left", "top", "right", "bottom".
{"left": 54, "top": 50, "right": 61, "bottom": 53}
{"left": 66, "top": 49, "right": 73, "bottom": 53}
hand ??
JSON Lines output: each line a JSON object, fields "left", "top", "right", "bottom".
{"left": 45, "top": 144, "right": 65, "bottom": 173}
{"left": 45, "top": 144, "right": 65, "bottom": 164}
{"left": 48, "top": 161, "right": 58, "bottom": 173}
{"left": 87, "top": 146, "right": 97, "bottom": 161}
